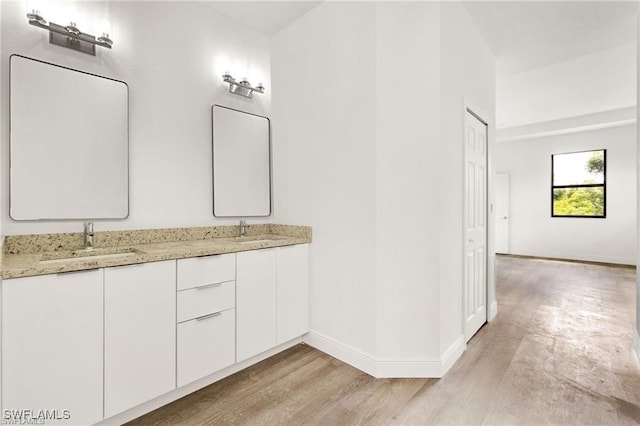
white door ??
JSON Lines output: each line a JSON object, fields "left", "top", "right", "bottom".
{"left": 464, "top": 109, "right": 488, "bottom": 342}
{"left": 495, "top": 173, "right": 510, "bottom": 254}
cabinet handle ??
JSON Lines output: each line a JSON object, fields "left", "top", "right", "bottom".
{"left": 196, "top": 254, "right": 221, "bottom": 259}
{"left": 57, "top": 268, "right": 99, "bottom": 276}
{"left": 196, "top": 311, "right": 222, "bottom": 321}
{"left": 110, "top": 262, "right": 146, "bottom": 270}
{"left": 195, "top": 282, "right": 224, "bottom": 290}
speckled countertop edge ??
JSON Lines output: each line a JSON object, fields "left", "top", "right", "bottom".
{"left": 1, "top": 224, "right": 311, "bottom": 279}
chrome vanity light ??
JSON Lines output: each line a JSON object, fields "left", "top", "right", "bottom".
{"left": 222, "top": 72, "right": 265, "bottom": 98}
{"left": 26, "top": 10, "right": 113, "bottom": 55}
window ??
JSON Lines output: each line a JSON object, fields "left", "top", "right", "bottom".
{"left": 552, "top": 149, "right": 606, "bottom": 218}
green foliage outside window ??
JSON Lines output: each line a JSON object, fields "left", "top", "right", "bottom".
{"left": 553, "top": 187, "right": 604, "bottom": 216}
{"left": 586, "top": 155, "right": 604, "bottom": 174}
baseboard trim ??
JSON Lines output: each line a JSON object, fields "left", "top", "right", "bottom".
{"left": 634, "top": 329, "right": 640, "bottom": 366}
{"left": 438, "top": 334, "right": 466, "bottom": 376}
{"left": 498, "top": 252, "right": 636, "bottom": 268}
{"left": 303, "top": 330, "right": 378, "bottom": 377}
{"left": 304, "top": 331, "right": 465, "bottom": 378}
{"left": 489, "top": 301, "right": 498, "bottom": 321}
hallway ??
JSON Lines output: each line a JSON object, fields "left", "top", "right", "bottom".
{"left": 129, "top": 256, "right": 640, "bottom": 425}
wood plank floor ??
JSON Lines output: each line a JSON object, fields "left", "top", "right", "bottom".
{"left": 128, "top": 256, "right": 640, "bottom": 425}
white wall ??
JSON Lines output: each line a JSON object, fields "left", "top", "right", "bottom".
{"left": 1, "top": 1, "right": 270, "bottom": 235}
{"left": 494, "top": 124, "right": 637, "bottom": 265}
{"left": 272, "top": 1, "right": 495, "bottom": 376}
{"left": 271, "top": 1, "right": 379, "bottom": 359}
{"left": 497, "top": 42, "right": 637, "bottom": 128}
{"left": 375, "top": 2, "right": 442, "bottom": 361}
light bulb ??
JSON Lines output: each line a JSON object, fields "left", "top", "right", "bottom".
{"left": 97, "top": 17, "right": 112, "bottom": 39}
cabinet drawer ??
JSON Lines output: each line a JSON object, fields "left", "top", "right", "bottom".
{"left": 177, "top": 253, "right": 235, "bottom": 291}
{"left": 177, "top": 308, "right": 235, "bottom": 387}
{"left": 177, "top": 280, "right": 235, "bottom": 323}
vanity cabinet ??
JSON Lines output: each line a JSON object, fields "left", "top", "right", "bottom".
{"left": 236, "top": 249, "right": 277, "bottom": 362}
{"left": 104, "top": 261, "right": 176, "bottom": 417}
{"left": 176, "top": 254, "right": 236, "bottom": 386}
{"left": 237, "top": 244, "right": 310, "bottom": 362}
{"left": 1, "top": 239, "right": 309, "bottom": 424}
{"left": 2, "top": 270, "right": 104, "bottom": 425}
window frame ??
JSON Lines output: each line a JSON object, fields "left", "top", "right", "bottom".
{"left": 551, "top": 149, "right": 607, "bottom": 219}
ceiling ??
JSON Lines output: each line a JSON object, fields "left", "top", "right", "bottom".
{"left": 202, "top": 1, "right": 322, "bottom": 36}
{"left": 203, "top": 1, "right": 637, "bottom": 77}
{"left": 463, "top": 1, "right": 638, "bottom": 77}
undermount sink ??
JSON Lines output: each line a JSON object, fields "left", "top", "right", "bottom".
{"left": 234, "top": 236, "right": 281, "bottom": 245}
{"left": 39, "top": 247, "right": 141, "bottom": 264}
{"left": 238, "top": 239, "right": 273, "bottom": 245}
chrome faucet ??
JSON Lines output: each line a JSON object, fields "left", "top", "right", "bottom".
{"left": 239, "top": 220, "right": 247, "bottom": 237}
{"left": 83, "top": 222, "right": 94, "bottom": 250}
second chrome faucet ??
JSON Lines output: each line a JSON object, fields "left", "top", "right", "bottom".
{"left": 83, "top": 222, "right": 94, "bottom": 250}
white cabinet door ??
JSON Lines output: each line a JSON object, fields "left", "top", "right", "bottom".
{"left": 2, "top": 270, "right": 103, "bottom": 425}
{"left": 236, "top": 249, "right": 277, "bottom": 362}
{"left": 177, "top": 309, "right": 236, "bottom": 387}
{"left": 104, "top": 261, "right": 176, "bottom": 417}
{"left": 277, "top": 244, "right": 309, "bottom": 344}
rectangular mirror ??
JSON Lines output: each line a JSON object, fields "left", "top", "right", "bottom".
{"left": 10, "top": 55, "right": 129, "bottom": 220}
{"left": 212, "top": 105, "right": 271, "bottom": 217}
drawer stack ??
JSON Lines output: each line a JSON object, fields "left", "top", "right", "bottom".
{"left": 176, "top": 253, "right": 236, "bottom": 387}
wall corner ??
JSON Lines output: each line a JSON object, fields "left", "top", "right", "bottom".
{"left": 488, "top": 301, "right": 498, "bottom": 321}
{"left": 634, "top": 328, "right": 640, "bottom": 366}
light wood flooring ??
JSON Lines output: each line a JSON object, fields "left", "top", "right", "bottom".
{"left": 128, "top": 256, "right": 640, "bottom": 425}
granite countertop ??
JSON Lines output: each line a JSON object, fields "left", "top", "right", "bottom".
{"left": 1, "top": 224, "right": 311, "bottom": 279}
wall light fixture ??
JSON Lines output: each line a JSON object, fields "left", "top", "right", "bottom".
{"left": 26, "top": 10, "right": 113, "bottom": 55}
{"left": 222, "top": 72, "right": 265, "bottom": 98}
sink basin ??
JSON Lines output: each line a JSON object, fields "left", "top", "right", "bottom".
{"left": 39, "top": 247, "right": 141, "bottom": 264}
{"left": 234, "top": 236, "right": 281, "bottom": 245}
{"left": 238, "top": 239, "right": 274, "bottom": 245}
